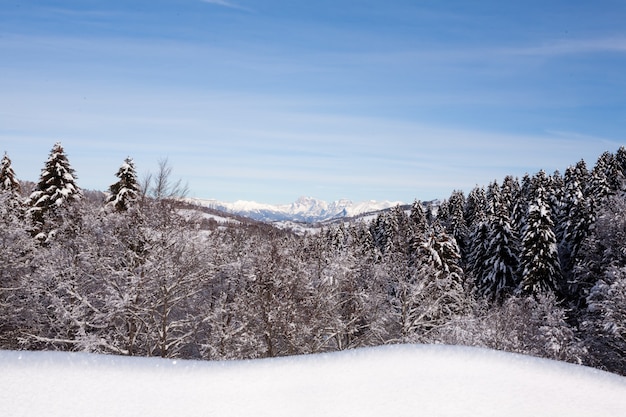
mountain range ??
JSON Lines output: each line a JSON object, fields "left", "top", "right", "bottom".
{"left": 187, "top": 196, "right": 405, "bottom": 223}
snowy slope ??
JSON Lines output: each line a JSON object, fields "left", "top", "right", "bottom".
{"left": 187, "top": 196, "right": 404, "bottom": 222}
{"left": 2, "top": 345, "right": 625, "bottom": 417}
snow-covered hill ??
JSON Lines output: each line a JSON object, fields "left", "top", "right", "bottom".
{"left": 2, "top": 345, "right": 625, "bottom": 417}
{"left": 186, "top": 196, "right": 404, "bottom": 223}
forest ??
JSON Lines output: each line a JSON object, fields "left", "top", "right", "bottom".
{"left": 1, "top": 142, "right": 626, "bottom": 375}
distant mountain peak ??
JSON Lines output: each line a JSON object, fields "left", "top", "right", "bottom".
{"left": 187, "top": 196, "right": 403, "bottom": 223}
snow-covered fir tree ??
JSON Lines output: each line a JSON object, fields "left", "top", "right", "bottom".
{"left": 464, "top": 186, "right": 488, "bottom": 230}
{"left": 464, "top": 187, "right": 489, "bottom": 288}
{"left": 439, "top": 190, "right": 468, "bottom": 264}
{"left": 467, "top": 220, "right": 489, "bottom": 287}
{"left": 556, "top": 162, "right": 594, "bottom": 286}
{"left": 478, "top": 187, "right": 519, "bottom": 302}
{"left": 500, "top": 175, "right": 521, "bottom": 219}
{"left": 576, "top": 194, "right": 626, "bottom": 372}
{"left": 615, "top": 146, "right": 626, "bottom": 193}
{"left": 589, "top": 151, "right": 619, "bottom": 207}
{"left": 519, "top": 182, "right": 562, "bottom": 295}
{"left": 25, "top": 142, "right": 82, "bottom": 238}
{"left": 514, "top": 174, "right": 533, "bottom": 232}
{"left": 0, "top": 152, "right": 23, "bottom": 217}
{"left": 0, "top": 152, "right": 21, "bottom": 196}
{"left": 105, "top": 157, "right": 140, "bottom": 212}
{"left": 409, "top": 200, "right": 428, "bottom": 236}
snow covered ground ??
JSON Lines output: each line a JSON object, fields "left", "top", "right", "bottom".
{"left": 1, "top": 344, "right": 625, "bottom": 417}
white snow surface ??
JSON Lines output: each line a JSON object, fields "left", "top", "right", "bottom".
{"left": 187, "top": 196, "right": 404, "bottom": 222}
{"left": 2, "top": 344, "right": 625, "bottom": 417}
{"left": 177, "top": 208, "right": 241, "bottom": 225}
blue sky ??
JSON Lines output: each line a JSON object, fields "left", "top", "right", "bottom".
{"left": 1, "top": 0, "right": 625, "bottom": 204}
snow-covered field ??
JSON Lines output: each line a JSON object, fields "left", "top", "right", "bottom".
{"left": 1, "top": 345, "right": 625, "bottom": 417}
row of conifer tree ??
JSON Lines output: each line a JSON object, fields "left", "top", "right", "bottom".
{"left": 0, "top": 143, "right": 625, "bottom": 375}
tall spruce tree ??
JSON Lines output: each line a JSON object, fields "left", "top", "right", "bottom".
{"left": 589, "top": 151, "right": 618, "bottom": 206}
{"left": 440, "top": 190, "right": 468, "bottom": 265}
{"left": 0, "top": 152, "right": 21, "bottom": 196}
{"left": 465, "top": 186, "right": 489, "bottom": 288}
{"left": 519, "top": 181, "right": 562, "bottom": 295}
{"left": 479, "top": 188, "right": 519, "bottom": 302}
{"left": 464, "top": 186, "right": 488, "bottom": 231}
{"left": 0, "top": 152, "right": 22, "bottom": 215}
{"left": 557, "top": 162, "right": 594, "bottom": 288}
{"left": 615, "top": 146, "right": 626, "bottom": 192}
{"left": 500, "top": 175, "right": 520, "bottom": 220}
{"left": 25, "top": 142, "right": 82, "bottom": 236}
{"left": 514, "top": 173, "right": 533, "bottom": 232}
{"left": 105, "top": 157, "right": 140, "bottom": 212}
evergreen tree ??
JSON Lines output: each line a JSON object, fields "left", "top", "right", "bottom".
{"left": 519, "top": 183, "right": 562, "bottom": 295}
{"left": 0, "top": 152, "right": 21, "bottom": 196}
{"left": 0, "top": 152, "right": 23, "bottom": 215}
{"left": 409, "top": 200, "right": 428, "bottom": 236}
{"left": 422, "top": 222, "right": 464, "bottom": 282}
{"left": 557, "top": 163, "right": 594, "bottom": 287}
{"left": 464, "top": 186, "right": 487, "bottom": 230}
{"left": 514, "top": 173, "right": 533, "bottom": 232}
{"left": 467, "top": 221, "right": 489, "bottom": 289}
{"left": 465, "top": 187, "right": 489, "bottom": 289}
{"left": 549, "top": 170, "right": 564, "bottom": 216}
{"left": 615, "top": 146, "right": 626, "bottom": 193}
{"left": 577, "top": 196, "right": 626, "bottom": 373}
{"left": 440, "top": 190, "right": 468, "bottom": 265}
{"left": 478, "top": 189, "right": 519, "bottom": 302}
{"left": 105, "top": 157, "right": 140, "bottom": 212}
{"left": 500, "top": 175, "right": 520, "bottom": 220}
{"left": 486, "top": 180, "right": 500, "bottom": 219}
{"left": 572, "top": 195, "right": 626, "bottom": 310}
{"left": 589, "top": 151, "right": 618, "bottom": 206}
{"left": 25, "top": 142, "right": 82, "bottom": 236}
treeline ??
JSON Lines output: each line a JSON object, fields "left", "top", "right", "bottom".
{"left": 1, "top": 143, "right": 625, "bottom": 375}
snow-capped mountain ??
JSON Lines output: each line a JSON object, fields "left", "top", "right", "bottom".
{"left": 187, "top": 196, "right": 404, "bottom": 223}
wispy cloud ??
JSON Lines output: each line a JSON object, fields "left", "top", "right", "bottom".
{"left": 199, "top": 0, "right": 252, "bottom": 12}
{"left": 500, "top": 37, "right": 626, "bottom": 57}
{"left": 3, "top": 77, "right": 621, "bottom": 203}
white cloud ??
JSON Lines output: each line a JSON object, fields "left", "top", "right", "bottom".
{"left": 199, "top": 0, "right": 251, "bottom": 12}
{"left": 500, "top": 37, "right": 626, "bottom": 57}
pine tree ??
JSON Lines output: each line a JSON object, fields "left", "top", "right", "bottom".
{"left": 440, "top": 190, "right": 468, "bottom": 265}
{"left": 557, "top": 163, "right": 594, "bottom": 286}
{"left": 105, "top": 157, "right": 140, "bottom": 212}
{"left": 615, "top": 146, "right": 626, "bottom": 193}
{"left": 519, "top": 183, "right": 562, "bottom": 295}
{"left": 409, "top": 200, "right": 428, "bottom": 236}
{"left": 25, "top": 142, "right": 82, "bottom": 237}
{"left": 514, "top": 173, "right": 533, "bottom": 233}
{"left": 0, "top": 152, "right": 22, "bottom": 215}
{"left": 577, "top": 195, "right": 626, "bottom": 372}
{"left": 0, "top": 152, "right": 21, "bottom": 196}
{"left": 500, "top": 175, "right": 520, "bottom": 220}
{"left": 486, "top": 180, "right": 500, "bottom": 219}
{"left": 589, "top": 151, "right": 618, "bottom": 205}
{"left": 465, "top": 187, "right": 489, "bottom": 289}
{"left": 478, "top": 189, "right": 520, "bottom": 302}
{"left": 464, "top": 186, "right": 487, "bottom": 231}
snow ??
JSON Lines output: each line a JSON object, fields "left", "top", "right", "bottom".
{"left": 177, "top": 208, "right": 241, "bottom": 224}
{"left": 187, "top": 196, "right": 404, "bottom": 223}
{"left": 1, "top": 344, "right": 625, "bottom": 417}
